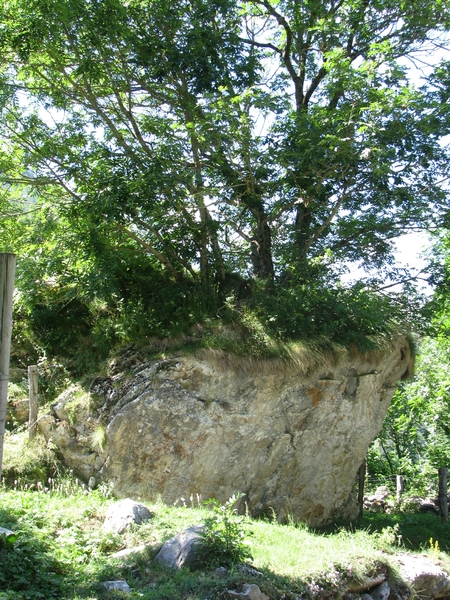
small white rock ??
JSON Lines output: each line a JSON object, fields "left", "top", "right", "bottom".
{"left": 226, "top": 583, "right": 270, "bottom": 600}
{"left": 102, "top": 580, "right": 131, "bottom": 592}
{"left": 103, "top": 498, "right": 152, "bottom": 534}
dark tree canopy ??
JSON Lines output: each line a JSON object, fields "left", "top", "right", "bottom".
{"left": 1, "top": 0, "right": 450, "bottom": 355}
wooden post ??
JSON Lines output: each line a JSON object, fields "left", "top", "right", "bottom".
{"left": 396, "top": 475, "right": 404, "bottom": 503}
{"left": 439, "top": 467, "right": 448, "bottom": 523}
{"left": 28, "top": 366, "right": 38, "bottom": 441}
{"left": 0, "top": 253, "right": 16, "bottom": 482}
{"left": 357, "top": 458, "right": 366, "bottom": 519}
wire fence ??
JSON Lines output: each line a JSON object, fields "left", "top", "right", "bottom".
{"left": 362, "top": 468, "right": 446, "bottom": 499}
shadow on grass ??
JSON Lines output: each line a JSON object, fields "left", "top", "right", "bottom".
{"left": 1, "top": 499, "right": 448, "bottom": 600}
{"left": 75, "top": 511, "right": 450, "bottom": 600}
{"left": 80, "top": 558, "right": 397, "bottom": 600}
{"left": 0, "top": 505, "right": 64, "bottom": 599}
{"left": 67, "top": 541, "right": 309, "bottom": 600}
{"left": 316, "top": 510, "right": 450, "bottom": 553}
{"left": 359, "top": 511, "right": 450, "bottom": 552}
{"left": 0, "top": 504, "right": 123, "bottom": 600}
{"left": 74, "top": 559, "right": 309, "bottom": 600}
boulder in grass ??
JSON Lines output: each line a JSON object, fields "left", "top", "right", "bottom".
{"left": 369, "top": 581, "right": 391, "bottom": 600}
{"left": 102, "top": 498, "right": 153, "bottom": 534}
{"left": 226, "top": 584, "right": 270, "bottom": 600}
{"left": 154, "top": 525, "right": 205, "bottom": 570}
{"left": 102, "top": 580, "right": 131, "bottom": 593}
{"left": 393, "top": 553, "right": 450, "bottom": 600}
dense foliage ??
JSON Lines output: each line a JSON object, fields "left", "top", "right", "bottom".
{"left": 368, "top": 336, "right": 450, "bottom": 493}
{"left": 198, "top": 494, "right": 253, "bottom": 568}
{"left": 0, "top": 0, "right": 449, "bottom": 364}
{"left": 368, "top": 231, "right": 450, "bottom": 494}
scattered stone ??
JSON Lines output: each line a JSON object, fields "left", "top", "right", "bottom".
{"left": 154, "top": 525, "right": 204, "bottom": 570}
{"left": 349, "top": 594, "right": 383, "bottom": 600}
{"left": 102, "top": 580, "right": 131, "bottom": 593}
{"left": 88, "top": 476, "right": 97, "bottom": 489}
{"left": 226, "top": 583, "right": 270, "bottom": 600}
{"left": 388, "top": 582, "right": 411, "bottom": 600}
{"left": 239, "top": 565, "right": 264, "bottom": 578}
{"left": 7, "top": 398, "right": 29, "bottom": 425}
{"left": 419, "top": 500, "right": 440, "bottom": 515}
{"left": 102, "top": 498, "right": 153, "bottom": 534}
{"left": 215, "top": 567, "right": 228, "bottom": 577}
{"left": 346, "top": 571, "right": 387, "bottom": 592}
{"left": 374, "top": 486, "right": 390, "bottom": 499}
{"left": 0, "top": 526, "right": 15, "bottom": 537}
{"left": 393, "top": 553, "right": 450, "bottom": 600}
{"left": 364, "top": 486, "right": 391, "bottom": 513}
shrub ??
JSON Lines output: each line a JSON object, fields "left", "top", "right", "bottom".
{"left": 198, "top": 494, "right": 253, "bottom": 568}
{"left": 0, "top": 532, "right": 63, "bottom": 599}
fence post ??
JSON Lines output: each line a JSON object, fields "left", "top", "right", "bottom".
{"left": 0, "top": 253, "right": 16, "bottom": 482}
{"left": 396, "top": 475, "right": 404, "bottom": 503}
{"left": 439, "top": 467, "right": 448, "bottom": 523}
{"left": 357, "top": 458, "right": 366, "bottom": 519}
{"left": 28, "top": 365, "right": 38, "bottom": 441}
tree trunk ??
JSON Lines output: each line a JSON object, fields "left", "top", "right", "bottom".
{"left": 396, "top": 475, "right": 404, "bottom": 503}
{"left": 294, "top": 203, "right": 312, "bottom": 263}
{"left": 28, "top": 365, "right": 38, "bottom": 441}
{"left": 0, "top": 253, "right": 16, "bottom": 481}
{"left": 251, "top": 213, "right": 274, "bottom": 281}
{"left": 357, "top": 458, "right": 366, "bottom": 519}
{"left": 439, "top": 467, "right": 448, "bottom": 523}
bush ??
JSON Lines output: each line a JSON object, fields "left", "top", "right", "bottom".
{"left": 0, "top": 532, "right": 63, "bottom": 599}
{"left": 251, "top": 278, "right": 406, "bottom": 351}
{"left": 198, "top": 494, "right": 253, "bottom": 568}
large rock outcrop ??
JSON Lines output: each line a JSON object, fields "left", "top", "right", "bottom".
{"left": 38, "top": 338, "right": 413, "bottom": 526}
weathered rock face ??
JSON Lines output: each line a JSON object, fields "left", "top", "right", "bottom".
{"left": 38, "top": 338, "right": 412, "bottom": 526}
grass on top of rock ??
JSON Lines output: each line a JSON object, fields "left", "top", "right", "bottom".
{"left": 2, "top": 431, "right": 450, "bottom": 600}
{"left": 11, "top": 267, "right": 418, "bottom": 381}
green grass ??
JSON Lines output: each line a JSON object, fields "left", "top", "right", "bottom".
{"left": 2, "top": 478, "right": 450, "bottom": 600}
{"left": 356, "top": 511, "right": 450, "bottom": 553}
{"left": 1, "top": 430, "right": 62, "bottom": 487}
{"left": 2, "top": 432, "right": 450, "bottom": 599}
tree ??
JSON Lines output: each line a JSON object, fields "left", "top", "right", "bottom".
{"left": 425, "top": 231, "right": 450, "bottom": 337}
{"left": 367, "top": 335, "right": 450, "bottom": 496}
{"left": 368, "top": 228, "right": 450, "bottom": 492}
{"left": 0, "top": 0, "right": 450, "bottom": 349}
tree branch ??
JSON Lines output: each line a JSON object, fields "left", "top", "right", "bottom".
{"left": 114, "top": 223, "right": 186, "bottom": 281}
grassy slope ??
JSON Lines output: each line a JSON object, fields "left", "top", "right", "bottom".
{"left": 2, "top": 483, "right": 450, "bottom": 600}
{"left": 2, "top": 434, "right": 450, "bottom": 600}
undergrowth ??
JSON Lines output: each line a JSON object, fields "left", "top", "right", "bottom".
{"left": 2, "top": 431, "right": 450, "bottom": 599}
{"left": 1, "top": 465, "right": 450, "bottom": 598}
{"left": 1, "top": 430, "right": 62, "bottom": 488}
{"left": 3, "top": 477, "right": 450, "bottom": 600}
{"left": 11, "top": 265, "right": 416, "bottom": 378}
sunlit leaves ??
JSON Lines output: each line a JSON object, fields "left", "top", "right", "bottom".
{"left": 0, "top": 0, "right": 449, "bottom": 350}
{"left": 372, "top": 336, "right": 450, "bottom": 483}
